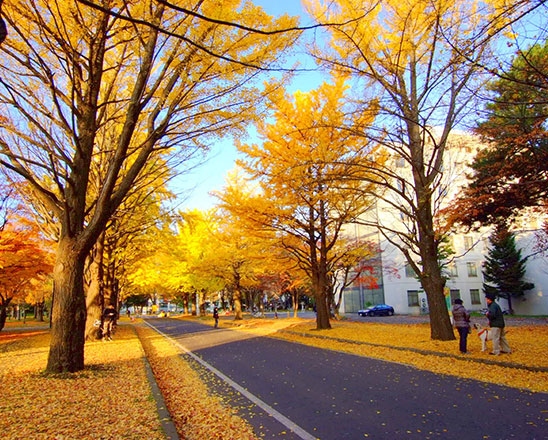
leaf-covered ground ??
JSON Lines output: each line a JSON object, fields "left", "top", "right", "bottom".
{"left": 210, "top": 317, "right": 548, "bottom": 393}
{"left": 0, "top": 326, "right": 164, "bottom": 440}
{"left": 135, "top": 324, "right": 258, "bottom": 440}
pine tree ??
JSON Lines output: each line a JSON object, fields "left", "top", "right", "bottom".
{"left": 482, "top": 223, "right": 534, "bottom": 313}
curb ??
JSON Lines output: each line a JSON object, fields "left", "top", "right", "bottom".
{"left": 137, "top": 325, "right": 180, "bottom": 440}
{"left": 277, "top": 329, "right": 548, "bottom": 373}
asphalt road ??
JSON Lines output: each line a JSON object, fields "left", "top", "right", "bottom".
{"left": 147, "top": 318, "right": 547, "bottom": 440}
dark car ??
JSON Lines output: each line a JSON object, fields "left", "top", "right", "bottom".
{"left": 358, "top": 304, "right": 395, "bottom": 317}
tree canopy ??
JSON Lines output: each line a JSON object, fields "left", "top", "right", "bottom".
{"left": 218, "top": 78, "right": 381, "bottom": 328}
{"left": 0, "top": 0, "right": 300, "bottom": 372}
{"left": 446, "top": 40, "right": 548, "bottom": 228}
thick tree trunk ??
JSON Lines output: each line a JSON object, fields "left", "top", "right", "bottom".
{"left": 416, "top": 191, "right": 455, "bottom": 341}
{"left": 36, "top": 302, "right": 44, "bottom": 321}
{"left": 233, "top": 287, "right": 243, "bottom": 320}
{"left": 46, "top": 239, "right": 87, "bottom": 373}
{"left": 85, "top": 235, "right": 104, "bottom": 340}
{"left": 313, "top": 271, "right": 331, "bottom": 330}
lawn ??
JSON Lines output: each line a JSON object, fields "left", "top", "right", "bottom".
{"left": 0, "top": 325, "right": 165, "bottom": 440}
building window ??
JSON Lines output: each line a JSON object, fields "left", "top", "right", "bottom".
{"left": 448, "top": 262, "right": 458, "bottom": 277}
{"left": 463, "top": 235, "right": 474, "bottom": 250}
{"left": 407, "top": 290, "right": 419, "bottom": 307}
{"left": 405, "top": 264, "right": 416, "bottom": 278}
{"left": 450, "top": 289, "right": 461, "bottom": 303}
{"left": 470, "top": 289, "right": 481, "bottom": 304}
{"left": 467, "top": 262, "right": 478, "bottom": 277}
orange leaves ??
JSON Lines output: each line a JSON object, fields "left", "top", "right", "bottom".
{"left": 0, "top": 223, "right": 54, "bottom": 306}
{"left": 136, "top": 325, "right": 258, "bottom": 440}
{"left": 0, "top": 327, "right": 165, "bottom": 440}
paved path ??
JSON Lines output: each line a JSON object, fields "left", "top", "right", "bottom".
{"left": 147, "top": 318, "right": 548, "bottom": 440}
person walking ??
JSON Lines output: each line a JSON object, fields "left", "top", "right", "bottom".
{"left": 485, "top": 293, "right": 511, "bottom": 355}
{"left": 452, "top": 298, "right": 471, "bottom": 354}
{"left": 213, "top": 306, "right": 219, "bottom": 328}
{"left": 102, "top": 304, "right": 117, "bottom": 341}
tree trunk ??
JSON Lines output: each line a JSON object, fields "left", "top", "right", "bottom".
{"left": 416, "top": 197, "right": 455, "bottom": 341}
{"left": 291, "top": 289, "right": 301, "bottom": 318}
{"left": 46, "top": 238, "right": 87, "bottom": 373}
{"left": 315, "top": 197, "right": 331, "bottom": 330}
{"left": 0, "top": 302, "right": 9, "bottom": 331}
{"left": 36, "top": 302, "right": 44, "bottom": 321}
{"left": 313, "top": 270, "right": 331, "bottom": 329}
{"left": 233, "top": 287, "right": 243, "bottom": 320}
{"left": 85, "top": 235, "right": 104, "bottom": 340}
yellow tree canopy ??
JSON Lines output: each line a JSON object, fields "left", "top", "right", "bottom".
{"left": 219, "top": 79, "right": 383, "bottom": 327}
{"left": 230, "top": 78, "right": 382, "bottom": 274}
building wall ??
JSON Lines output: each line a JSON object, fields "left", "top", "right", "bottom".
{"left": 342, "top": 229, "right": 547, "bottom": 316}
{"left": 340, "top": 131, "right": 548, "bottom": 316}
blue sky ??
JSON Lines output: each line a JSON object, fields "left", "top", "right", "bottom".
{"left": 170, "top": 0, "right": 325, "bottom": 212}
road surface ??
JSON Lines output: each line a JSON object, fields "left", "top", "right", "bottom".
{"left": 147, "top": 318, "right": 547, "bottom": 440}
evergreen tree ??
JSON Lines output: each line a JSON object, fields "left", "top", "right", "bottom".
{"left": 446, "top": 40, "right": 548, "bottom": 228}
{"left": 482, "top": 223, "right": 534, "bottom": 313}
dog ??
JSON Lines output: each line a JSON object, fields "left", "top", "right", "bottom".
{"left": 473, "top": 323, "right": 493, "bottom": 352}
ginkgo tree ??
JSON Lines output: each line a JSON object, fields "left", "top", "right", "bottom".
{"left": 207, "top": 204, "right": 274, "bottom": 320}
{"left": 0, "top": 0, "right": 299, "bottom": 372}
{"left": 219, "top": 78, "right": 382, "bottom": 329}
{"left": 305, "top": 0, "right": 535, "bottom": 340}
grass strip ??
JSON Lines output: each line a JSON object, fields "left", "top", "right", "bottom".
{"left": 135, "top": 324, "right": 259, "bottom": 440}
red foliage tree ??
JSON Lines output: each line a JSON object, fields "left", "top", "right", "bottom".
{"left": 0, "top": 224, "right": 53, "bottom": 330}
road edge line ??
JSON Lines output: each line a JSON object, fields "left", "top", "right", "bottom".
{"left": 144, "top": 320, "right": 317, "bottom": 440}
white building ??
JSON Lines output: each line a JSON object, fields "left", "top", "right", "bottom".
{"left": 341, "top": 132, "right": 548, "bottom": 316}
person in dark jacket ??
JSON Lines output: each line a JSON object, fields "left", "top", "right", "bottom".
{"left": 452, "top": 298, "right": 471, "bottom": 354}
{"left": 102, "top": 304, "right": 117, "bottom": 341}
{"left": 485, "top": 293, "right": 511, "bottom": 355}
{"left": 213, "top": 306, "right": 219, "bottom": 328}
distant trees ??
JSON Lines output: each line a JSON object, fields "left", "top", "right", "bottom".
{"left": 483, "top": 223, "right": 534, "bottom": 314}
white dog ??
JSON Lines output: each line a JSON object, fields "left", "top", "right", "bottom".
{"left": 473, "top": 323, "right": 493, "bottom": 352}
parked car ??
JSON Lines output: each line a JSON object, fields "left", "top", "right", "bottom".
{"left": 358, "top": 304, "right": 395, "bottom": 317}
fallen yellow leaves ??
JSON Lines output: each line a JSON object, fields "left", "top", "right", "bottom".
{"left": 135, "top": 324, "right": 258, "bottom": 440}
{"left": 272, "top": 320, "right": 548, "bottom": 393}
{"left": 0, "top": 326, "right": 164, "bottom": 440}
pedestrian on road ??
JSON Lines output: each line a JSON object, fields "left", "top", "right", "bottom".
{"left": 485, "top": 293, "right": 511, "bottom": 355}
{"left": 452, "top": 298, "right": 471, "bottom": 354}
{"left": 213, "top": 306, "right": 219, "bottom": 328}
